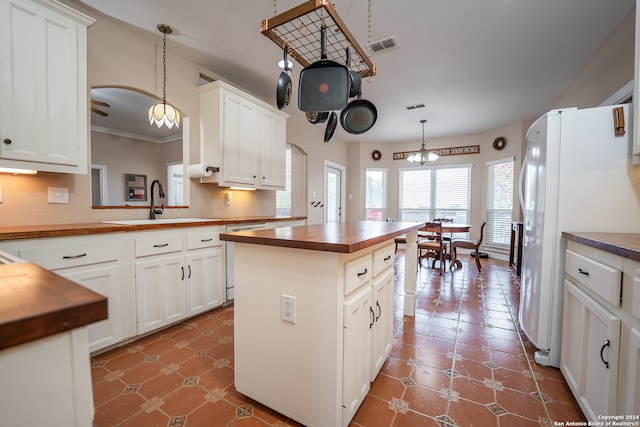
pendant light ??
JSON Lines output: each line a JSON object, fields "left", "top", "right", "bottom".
{"left": 408, "top": 120, "right": 438, "bottom": 165}
{"left": 149, "top": 24, "right": 181, "bottom": 129}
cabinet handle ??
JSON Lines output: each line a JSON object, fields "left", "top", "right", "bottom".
{"left": 357, "top": 268, "right": 368, "bottom": 277}
{"left": 384, "top": 255, "right": 391, "bottom": 262}
{"left": 3, "top": 138, "right": 11, "bottom": 145}
{"left": 62, "top": 253, "right": 87, "bottom": 259}
{"left": 600, "top": 339, "right": 610, "bottom": 369}
{"left": 578, "top": 268, "right": 589, "bottom": 276}
{"left": 188, "top": 265, "right": 192, "bottom": 279}
{"left": 200, "top": 238, "right": 213, "bottom": 242}
{"left": 153, "top": 243, "right": 169, "bottom": 248}
{"left": 369, "top": 306, "right": 375, "bottom": 329}
{"left": 376, "top": 301, "right": 381, "bottom": 321}
{"left": 181, "top": 266, "right": 185, "bottom": 280}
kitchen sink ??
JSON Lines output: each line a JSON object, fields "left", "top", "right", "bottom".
{"left": 103, "top": 218, "right": 220, "bottom": 225}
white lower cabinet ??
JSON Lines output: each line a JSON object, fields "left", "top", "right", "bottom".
{"left": 233, "top": 240, "right": 397, "bottom": 426}
{"left": 0, "top": 235, "right": 125, "bottom": 353}
{"left": 185, "top": 248, "right": 224, "bottom": 316}
{"left": 0, "top": 225, "right": 226, "bottom": 351}
{"left": 342, "top": 284, "right": 373, "bottom": 425}
{"left": 561, "top": 241, "right": 640, "bottom": 421}
{"left": 134, "top": 227, "right": 225, "bottom": 335}
{"left": 135, "top": 255, "right": 187, "bottom": 334}
{"left": 561, "top": 280, "right": 620, "bottom": 420}
{"left": 65, "top": 265, "right": 122, "bottom": 352}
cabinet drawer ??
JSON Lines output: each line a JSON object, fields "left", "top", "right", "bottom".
{"left": 187, "top": 229, "right": 222, "bottom": 250}
{"left": 344, "top": 254, "right": 372, "bottom": 296}
{"left": 566, "top": 249, "right": 622, "bottom": 306}
{"left": 135, "top": 234, "right": 184, "bottom": 258}
{"left": 19, "top": 242, "right": 118, "bottom": 270}
{"left": 372, "top": 244, "right": 395, "bottom": 277}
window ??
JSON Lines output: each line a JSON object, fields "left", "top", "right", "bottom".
{"left": 486, "top": 157, "right": 514, "bottom": 247}
{"left": 276, "top": 145, "right": 292, "bottom": 216}
{"left": 365, "top": 168, "right": 387, "bottom": 220}
{"left": 166, "top": 162, "right": 183, "bottom": 206}
{"left": 399, "top": 165, "right": 472, "bottom": 228}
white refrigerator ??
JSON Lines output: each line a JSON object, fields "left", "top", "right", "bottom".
{"left": 519, "top": 103, "right": 640, "bottom": 368}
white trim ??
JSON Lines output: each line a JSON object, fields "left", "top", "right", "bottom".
{"left": 398, "top": 163, "right": 473, "bottom": 172}
{"left": 324, "top": 161, "right": 346, "bottom": 223}
{"left": 486, "top": 156, "right": 515, "bottom": 167}
{"left": 90, "top": 164, "right": 108, "bottom": 206}
{"left": 600, "top": 80, "right": 633, "bottom": 106}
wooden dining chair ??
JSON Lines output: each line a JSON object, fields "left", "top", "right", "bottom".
{"left": 450, "top": 220, "right": 487, "bottom": 271}
{"left": 417, "top": 222, "right": 447, "bottom": 275}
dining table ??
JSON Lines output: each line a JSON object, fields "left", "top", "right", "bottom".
{"left": 420, "top": 223, "right": 472, "bottom": 270}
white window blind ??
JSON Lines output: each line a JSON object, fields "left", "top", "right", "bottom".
{"left": 399, "top": 165, "right": 471, "bottom": 228}
{"left": 365, "top": 168, "right": 387, "bottom": 220}
{"left": 486, "top": 157, "right": 514, "bottom": 246}
{"left": 275, "top": 145, "right": 292, "bottom": 216}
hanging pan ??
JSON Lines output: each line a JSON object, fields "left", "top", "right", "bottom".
{"left": 344, "top": 47, "right": 361, "bottom": 98}
{"left": 324, "top": 111, "right": 338, "bottom": 143}
{"left": 276, "top": 46, "right": 292, "bottom": 110}
{"left": 340, "top": 90, "right": 377, "bottom": 135}
{"left": 298, "top": 25, "right": 350, "bottom": 112}
{"left": 306, "top": 111, "right": 329, "bottom": 124}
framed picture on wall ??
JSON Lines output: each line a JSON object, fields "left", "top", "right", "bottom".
{"left": 125, "top": 173, "right": 147, "bottom": 201}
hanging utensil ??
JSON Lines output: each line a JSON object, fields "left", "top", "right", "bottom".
{"left": 324, "top": 111, "right": 338, "bottom": 142}
{"left": 298, "top": 25, "right": 350, "bottom": 112}
{"left": 340, "top": 90, "right": 377, "bottom": 135}
{"left": 306, "top": 111, "right": 329, "bottom": 124}
{"left": 345, "top": 47, "right": 361, "bottom": 98}
{"left": 276, "top": 46, "right": 292, "bottom": 110}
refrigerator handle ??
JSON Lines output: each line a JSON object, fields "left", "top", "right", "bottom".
{"left": 518, "top": 154, "right": 527, "bottom": 212}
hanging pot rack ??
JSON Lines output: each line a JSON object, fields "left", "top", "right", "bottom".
{"left": 260, "top": 0, "right": 376, "bottom": 77}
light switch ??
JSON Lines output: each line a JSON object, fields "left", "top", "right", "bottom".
{"left": 47, "top": 187, "right": 69, "bottom": 204}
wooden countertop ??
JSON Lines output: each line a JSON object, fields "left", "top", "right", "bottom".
{"left": 562, "top": 232, "right": 640, "bottom": 262}
{"left": 0, "top": 216, "right": 306, "bottom": 241}
{"left": 0, "top": 263, "right": 107, "bottom": 351}
{"left": 220, "top": 221, "right": 424, "bottom": 253}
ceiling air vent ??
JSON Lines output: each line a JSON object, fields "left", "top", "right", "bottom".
{"left": 367, "top": 35, "right": 398, "bottom": 53}
{"left": 405, "top": 103, "right": 426, "bottom": 110}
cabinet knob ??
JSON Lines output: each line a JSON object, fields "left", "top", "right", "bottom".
{"left": 3, "top": 139, "right": 11, "bottom": 145}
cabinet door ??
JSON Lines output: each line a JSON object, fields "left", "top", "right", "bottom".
{"left": 135, "top": 255, "right": 186, "bottom": 334}
{"left": 186, "top": 248, "right": 224, "bottom": 316}
{"left": 625, "top": 327, "right": 640, "bottom": 416}
{"left": 221, "top": 90, "right": 259, "bottom": 186}
{"left": 0, "top": 0, "right": 90, "bottom": 171}
{"left": 64, "top": 265, "right": 121, "bottom": 353}
{"left": 371, "top": 268, "right": 394, "bottom": 379}
{"left": 561, "top": 280, "right": 620, "bottom": 421}
{"left": 342, "top": 284, "right": 372, "bottom": 426}
{"left": 259, "top": 108, "right": 286, "bottom": 189}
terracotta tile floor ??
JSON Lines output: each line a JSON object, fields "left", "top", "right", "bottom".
{"left": 91, "top": 253, "right": 586, "bottom": 426}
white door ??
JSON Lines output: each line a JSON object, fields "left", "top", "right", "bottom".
{"left": 325, "top": 162, "right": 344, "bottom": 223}
{"left": 186, "top": 249, "right": 224, "bottom": 315}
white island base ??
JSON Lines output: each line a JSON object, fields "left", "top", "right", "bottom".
{"left": 230, "top": 224, "right": 419, "bottom": 427}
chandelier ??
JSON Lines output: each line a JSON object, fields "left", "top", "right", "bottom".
{"left": 149, "top": 24, "right": 181, "bottom": 129}
{"left": 408, "top": 120, "right": 438, "bottom": 164}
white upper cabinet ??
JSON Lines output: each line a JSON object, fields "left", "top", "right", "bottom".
{"left": 0, "top": 0, "right": 93, "bottom": 173}
{"left": 198, "top": 80, "right": 288, "bottom": 190}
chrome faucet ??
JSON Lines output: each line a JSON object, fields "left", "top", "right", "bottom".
{"left": 150, "top": 179, "right": 166, "bottom": 220}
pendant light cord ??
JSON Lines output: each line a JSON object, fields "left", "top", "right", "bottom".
{"left": 162, "top": 31, "right": 167, "bottom": 105}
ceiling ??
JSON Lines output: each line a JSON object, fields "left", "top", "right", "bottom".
{"left": 78, "top": 0, "right": 635, "bottom": 144}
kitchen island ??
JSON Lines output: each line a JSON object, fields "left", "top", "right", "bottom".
{"left": 220, "top": 221, "right": 422, "bottom": 427}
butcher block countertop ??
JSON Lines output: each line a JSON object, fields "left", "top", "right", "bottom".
{"left": 220, "top": 221, "right": 424, "bottom": 253}
{"left": 0, "top": 216, "right": 306, "bottom": 241}
{"left": 0, "top": 263, "right": 107, "bottom": 351}
{"left": 562, "top": 232, "right": 640, "bottom": 262}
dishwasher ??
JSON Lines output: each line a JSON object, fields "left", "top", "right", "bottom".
{"left": 224, "top": 223, "right": 268, "bottom": 302}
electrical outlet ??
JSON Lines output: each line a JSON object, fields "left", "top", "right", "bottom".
{"left": 47, "top": 187, "right": 69, "bottom": 204}
{"left": 281, "top": 294, "right": 296, "bottom": 324}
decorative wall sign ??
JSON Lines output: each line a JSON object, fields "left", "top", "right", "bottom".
{"left": 393, "top": 145, "right": 480, "bottom": 160}
{"left": 125, "top": 174, "right": 147, "bottom": 201}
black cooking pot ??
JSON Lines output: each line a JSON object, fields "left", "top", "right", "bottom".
{"left": 306, "top": 111, "right": 329, "bottom": 124}
{"left": 298, "top": 26, "right": 350, "bottom": 112}
{"left": 276, "top": 47, "right": 292, "bottom": 110}
{"left": 340, "top": 95, "right": 377, "bottom": 134}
